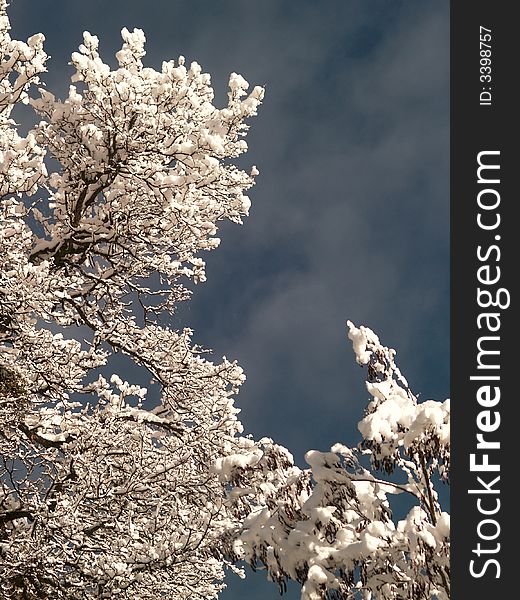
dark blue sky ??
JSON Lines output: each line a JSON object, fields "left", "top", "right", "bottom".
{"left": 10, "top": 2, "right": 449, "bottom": 598}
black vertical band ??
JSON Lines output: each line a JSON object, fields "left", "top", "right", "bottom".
{"left": 451, "top": 2, "right": 516, "bottom": 597}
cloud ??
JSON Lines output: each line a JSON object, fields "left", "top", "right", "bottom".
{"left": 181, "top": 2, "right": 450, "bottom": 467}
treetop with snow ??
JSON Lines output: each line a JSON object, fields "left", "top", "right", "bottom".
{"left": 0, "top": 3, "right": 449, "bottom": 598}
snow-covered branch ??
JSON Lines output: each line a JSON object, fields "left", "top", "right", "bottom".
{"left": 220, "top": 323, "right": 450, "bottom": 600}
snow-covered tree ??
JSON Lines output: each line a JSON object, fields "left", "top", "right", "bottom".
{"left": 0, "top": 3, "right": 449, "bottom": 599}
{"left": 1, "top": 4, "right": 261, "bottom": 598}
{"left": 222, "top": 322, "right": 450, "bottom": 600}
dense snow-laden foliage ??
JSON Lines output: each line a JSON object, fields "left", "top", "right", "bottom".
{"left": 0, "top": 4, "right": 449, "bottom": 599}
{"left": 0, "top": 0, "right": 46, "bottom": 198}
{"left": 221, "top": 323, "right": 450, "bottom": 600}
{"left": 0, "top": 4, "right": 261, "bottom": 598}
